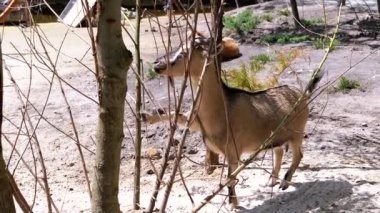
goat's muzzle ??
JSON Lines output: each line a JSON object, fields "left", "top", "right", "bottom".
{"left": 153, "top": 60, "right": 167, "bottom": 73}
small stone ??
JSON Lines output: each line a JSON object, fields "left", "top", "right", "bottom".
{"left": 355, "top": 179, "right": 365, "bottom": 184}
{"left": 146, "top": 169, "right": 154, "bottom": 175}
{"left": 68, "top": 162, "right": 75, "bottom": 167}
{"left": 361, "top": 123, "right": 368, "bottom": 127}
{"left": 299, "top": 164, "right": 310, "bottom": 171}
{"left": 146, "top": 148, "right": 162, "bottom": 160}
{"left": 187, "top": 148, "right": 198, "bottom": 155}
{"left": 169, "top": 153, "right": 176, "bottom": 160}
{"left": 145, "top": 132, "right": 156, "bottom": 139}
{"left": 171, "top": 139, "right": 179, "bottom": 146}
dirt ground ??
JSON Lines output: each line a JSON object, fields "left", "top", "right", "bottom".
{"left": 2, "top": 0, "right": 380, "bottom": 212}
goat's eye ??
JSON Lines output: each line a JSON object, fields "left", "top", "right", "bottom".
{"left": 181, "top": 52, "right": 188, "bottom": 58}
{"left": 177, "top": 52, "right": 186, "bottom": 60}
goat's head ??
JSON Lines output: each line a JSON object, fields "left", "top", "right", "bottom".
{"left": 153, "top": 37, "right": 211, "bottom": 78}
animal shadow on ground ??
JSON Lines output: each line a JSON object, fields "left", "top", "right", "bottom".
{"left": 240, "top": 180, "right": 353, "bottom": 213}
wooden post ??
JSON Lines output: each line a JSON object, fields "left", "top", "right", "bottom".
{"left": 290, "top": 0, "right": 301, "bottom": 27}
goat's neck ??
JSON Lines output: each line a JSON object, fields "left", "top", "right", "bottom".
{"left": 190, "top": 64, "right": 227, "bottom": 128}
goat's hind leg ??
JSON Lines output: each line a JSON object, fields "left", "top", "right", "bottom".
{"left": 279, "top": 138, "right": 303, "bottom": 190}
{"left": 226, "top": 148, "right": 240, "bottom": 209}
{"left": 268, "top": 146, "right": 284, "bottom": 187}
{"left": 227, "top": 162, "right": 238, "bottom": 210}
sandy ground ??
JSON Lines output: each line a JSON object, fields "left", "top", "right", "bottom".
{"left": 2, "top": 1, "right": 380, "bottom": 212}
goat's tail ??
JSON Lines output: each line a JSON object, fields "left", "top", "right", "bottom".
{"left": 304, "top": 69, "right": 325, "bottom": 95}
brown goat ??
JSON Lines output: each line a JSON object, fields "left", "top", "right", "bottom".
{"left": 153, "top": 37, "right": 322, "bottom": 208}
{"left": 143, "top": 36, "right": 241, "bottom": 175}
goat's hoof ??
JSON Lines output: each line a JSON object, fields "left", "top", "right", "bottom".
{"left": 205, "top": 166, "right": 215, "bottom": 175}
{"left": 140, "top": 111, "right": 149, "bottom": 122}
{"left": 279, "top": 180, "right": 290, "bottom": 190}
{"left": 267, "top": 181, "right": 279, "bottom": 187}
{"left": 228, "top": 199, "right": 238, "bottom": 211}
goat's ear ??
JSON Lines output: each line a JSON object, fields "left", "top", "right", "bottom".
{"left": 194, "top": 37, "right": 210, "bottom": 49}
{"left": 187, "top": 30, "right": 207, "bottom": 40}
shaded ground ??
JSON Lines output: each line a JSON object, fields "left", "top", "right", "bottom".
{"left": 2, "top": 0, "right": 380, "bottom": 212}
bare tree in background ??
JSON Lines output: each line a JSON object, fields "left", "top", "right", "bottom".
{"left": 90, "top": 0, "right": 133, "bottom": 212}
{"left": 133, "top": 0, "right": 143, "bottom": 209}
{"left": 0, "top": 40, "right": 16, "bottom": 213}
{"left": 290, "top": 0, "right": 301, "bottom": 27}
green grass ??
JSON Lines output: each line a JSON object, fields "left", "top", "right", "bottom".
{"left": 250, "top": 53, "right": 272, "bottom": 71}
{"left": 224, "top": 63, "right": 262, "bottom": 91}
{"left": 301, "top": 18, "right": 323, "bottom": 27}
{"left": 260, "top": 33, "right": 339, "bottom": 50}
{"left": 224, "top": 10, "right": 261, "bottom": 33}
{"left": 275, "top": 48, "right": 302, "bottom": 72}
{"left": 277, "top": 9, "right": 291, "bottom": 16}
{"left": 260, "top": 33, "right": 312, "bottom": 44}
{"left": 260, "top": 13, "right": 273, "bottom": 22}
{"left": 223, "top": 50, "right": 300, "bottom": 91}
{"left": 313, "top": 37, "right": 340, "bottom": 50}
{"left": 252, "top": 53, "right": 272, "bottom": 64}
{"left": 336, "top": 77, "right": 360, "bottom": 92}
{"left": 146, "top": 63, "right": 158, "bottom": 80}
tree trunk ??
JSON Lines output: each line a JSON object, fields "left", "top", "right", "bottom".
{"left": 377, "top": 0, "right": 380, "bottom": 16}
{"left": 289, "top": 0, "right": 301, "bottom": 27}
{"left": 90, "top": 0, "right": 133, "bottom": 212}
{"left": 0, "top": 35, "right": 16, "bottom": 213}
{"left": 0, "top": 158, "right": 15, "bottom": 213}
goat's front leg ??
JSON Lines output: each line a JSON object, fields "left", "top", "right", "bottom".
{"left": 142, "top": 110, "right": 219, "bottom": 174}
{"left": 205, "top": 149, "right": 219, "bottom": 174}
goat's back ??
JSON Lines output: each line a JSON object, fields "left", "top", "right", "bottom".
{"left": 225, "top": 85, "right": 309, "bottom": 153}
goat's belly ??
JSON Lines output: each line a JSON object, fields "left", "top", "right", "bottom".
{"left": 241, "top": 140, "right": 285, "bottom": 154}
{"left": 238, "top": 131, "right": 290, "bottom": 154}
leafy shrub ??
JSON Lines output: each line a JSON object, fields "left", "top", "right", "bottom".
{"left": 146, "top": 63, "right": 158, "bottom": 80}
{"left": 224, "top": 10, "right": 261, "bottom": 33}
{"left": 336, "top": 77, "right": 360, "bottom": 91}
{"left": 313, "top": 37, "right": 339, "bottom": 50}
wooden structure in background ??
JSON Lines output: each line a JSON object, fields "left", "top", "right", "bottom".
{"left": 59, "top": 0, "right": 96, "bottom": 27}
